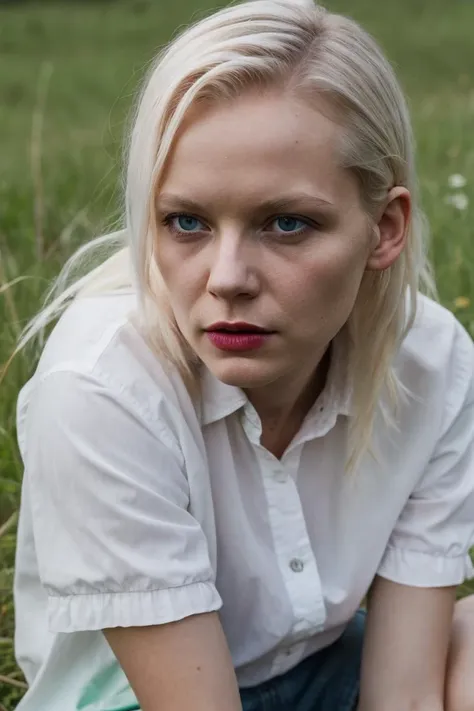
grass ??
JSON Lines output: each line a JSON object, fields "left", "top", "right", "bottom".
{"left": 1, "top": 0, "right": 474, "bottom": 707}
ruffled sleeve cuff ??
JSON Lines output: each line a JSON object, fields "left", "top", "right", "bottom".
{"left": 47, "top": 580, "right": 222, "bottom": 633}
{"left": 377, "top": 545, "right": 474, "bottom": 587}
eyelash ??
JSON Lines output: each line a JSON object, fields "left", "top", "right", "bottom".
{"left": 161, "top": 213, "right": 320, "bottom": 240}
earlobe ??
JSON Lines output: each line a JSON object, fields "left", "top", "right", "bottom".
{"left": 366, "top": 187, "right": 411, "bottom": 272}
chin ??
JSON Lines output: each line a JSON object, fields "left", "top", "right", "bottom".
{"left": 206, "top": 356, "right": 280, "bottom": 389}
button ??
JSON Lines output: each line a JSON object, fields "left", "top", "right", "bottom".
{"left": 289, "top": 558, "right": 305, "bottom": 573}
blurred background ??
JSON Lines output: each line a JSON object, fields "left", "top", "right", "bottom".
{"left": 1, "top": 0, "right": 473, "bottom": 708}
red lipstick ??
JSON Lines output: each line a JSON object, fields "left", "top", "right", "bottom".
{"left": 205, "top": 322, "right": 273, "bottom": 352}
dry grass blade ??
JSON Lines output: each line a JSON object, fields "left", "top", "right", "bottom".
{"left": 0, "top": 511, "right": 18, "bottom": 540}
{"left": 0, "top": 351, "right": 17, "bottom": 389}
{"left": 58, "top": 208, "right": 89, "bottom": 249}
{"left": 0, "top": 674, "right": 27, "bottom": 690}
{"left": 0, "top": 252, "right": 20, "bottom": 336}
{"left": 0, "top": 276, "right": 36, "bottom": 295}
{"left": 30, "top": 60, "right": 54, "bottom": 262}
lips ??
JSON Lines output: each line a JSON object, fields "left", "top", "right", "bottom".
{"left": 206, "top": 322, "right": 272, "bottom": 334}
{"left": 206, "top": 323, "right": 271, "bottom": 355}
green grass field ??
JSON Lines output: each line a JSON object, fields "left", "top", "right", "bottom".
{"left": 1, "top": 0, "right": 474, "bottom": 707}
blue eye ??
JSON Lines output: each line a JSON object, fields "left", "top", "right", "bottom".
{"left": 173, "top": 215, "right": 203, "bottom": 232}
{"left": 162, "top": 213, "right": 207, "bottom": 237}
{"left": 273, "top": 216, "right": 309, "bottom": 235}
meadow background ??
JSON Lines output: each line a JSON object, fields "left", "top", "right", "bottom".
{"left": 1, "top": 0, "right": 474, "bottom": 707}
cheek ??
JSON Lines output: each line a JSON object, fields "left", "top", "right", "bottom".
{"left": 154, "top": 244, "right": 205, "bottom": 325}
{"left": 155, "top": 240, "right": 193, "bottom": 293}
{"left": 282, "top": 238, "right": 369, "bottom": 317}
{"left": 320, "top": 245, "right": 367, "bottom": 294}
{"left": 154, "top": 241, "right": 178, "bottom": 288}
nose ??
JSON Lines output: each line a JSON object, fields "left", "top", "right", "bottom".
{"left": 206, "top": 232, "right": 259, "bottom": 300}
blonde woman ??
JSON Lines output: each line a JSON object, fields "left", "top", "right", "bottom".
{"left": 12, "top": 1, "right": 474, "bottom": 710}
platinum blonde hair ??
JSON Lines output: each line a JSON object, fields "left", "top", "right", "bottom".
{"left": 16, "top": 0, "right": 436, "bottom": 472}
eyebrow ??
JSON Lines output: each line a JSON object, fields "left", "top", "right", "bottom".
{"left": 156, "top": 192, "right": 335, "bottom": 214}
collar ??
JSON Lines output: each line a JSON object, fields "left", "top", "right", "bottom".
{"left": 198, "top": 366, "right": 248, "bottom": 426}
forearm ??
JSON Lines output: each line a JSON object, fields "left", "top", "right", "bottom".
{"left": 104, "top": 612, "right": 243, "bottom": 711}
{"left": 358, "top": 577, "right": 455, "bottom": 711}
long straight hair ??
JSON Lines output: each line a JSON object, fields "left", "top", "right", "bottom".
{"left": 15, "top": 0, "right": 436, "bottom": 472}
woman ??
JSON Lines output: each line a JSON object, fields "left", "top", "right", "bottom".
{"left": 13, "top": 0, "right": 474, "bottom": 709}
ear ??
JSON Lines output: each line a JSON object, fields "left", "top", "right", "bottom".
{"left": 366, "top": 187, "right": 411, "bottom": 271}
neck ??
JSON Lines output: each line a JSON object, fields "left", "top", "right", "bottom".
{"left": 245, "top": 344, "right": 332, "bottom": 457}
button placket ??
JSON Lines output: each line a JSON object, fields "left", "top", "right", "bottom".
{"left": 281, "top": 445, "right": 302, "bottom": 479}
{"left": 258, "top": 452, "right": 326, "bottom": 636}
{"left": 274, "top": 469, "right": 286, "bottom": 483}
{"left": 267, "top": 458, "right": 287, "bottom": 483}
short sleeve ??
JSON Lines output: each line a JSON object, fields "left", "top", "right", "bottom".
{"left": 377, "top": 322, "right": 474, "bottom": 587}
{"left": 24, "top": 369, "right": 222, "bottom": 633}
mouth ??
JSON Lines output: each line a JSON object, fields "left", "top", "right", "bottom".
{"left": 206, "top": 322, "right": 274, "bottom": 334}
{"left": 205, "top": 323, "right": 273, "bottom": 352}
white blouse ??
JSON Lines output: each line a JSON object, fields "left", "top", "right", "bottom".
{"left": 14, "top": 291, "right": 474, "bottom": 711}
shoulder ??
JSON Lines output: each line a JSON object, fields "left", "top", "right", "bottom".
{"left": 17, "top": 292, "right": 200, "bottom": 456}
{"left": 401, "top": 293, "right": 472, "bottom": 366}
{"left": 396, "top": 293, "right": 473, "bottom": 428}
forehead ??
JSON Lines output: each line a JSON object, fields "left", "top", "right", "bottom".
{"left": 159, "top": 91, "right": 357, "bottom": 208}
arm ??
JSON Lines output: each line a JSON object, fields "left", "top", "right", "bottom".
{"left": 26, "top": 371, "right": 232, "bottom": 706}
{"left": 357, "top": 322, "right": 474, "bottom": 710}
{"left": 104, "top": 612, "right": 243, "bottom": 711}
{"left": 357, "top": 575, "right": 456, "bottom": 711}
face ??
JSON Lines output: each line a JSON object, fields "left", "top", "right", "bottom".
{"left": 154, "top": 90, "right": 379, "bottom": 398}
